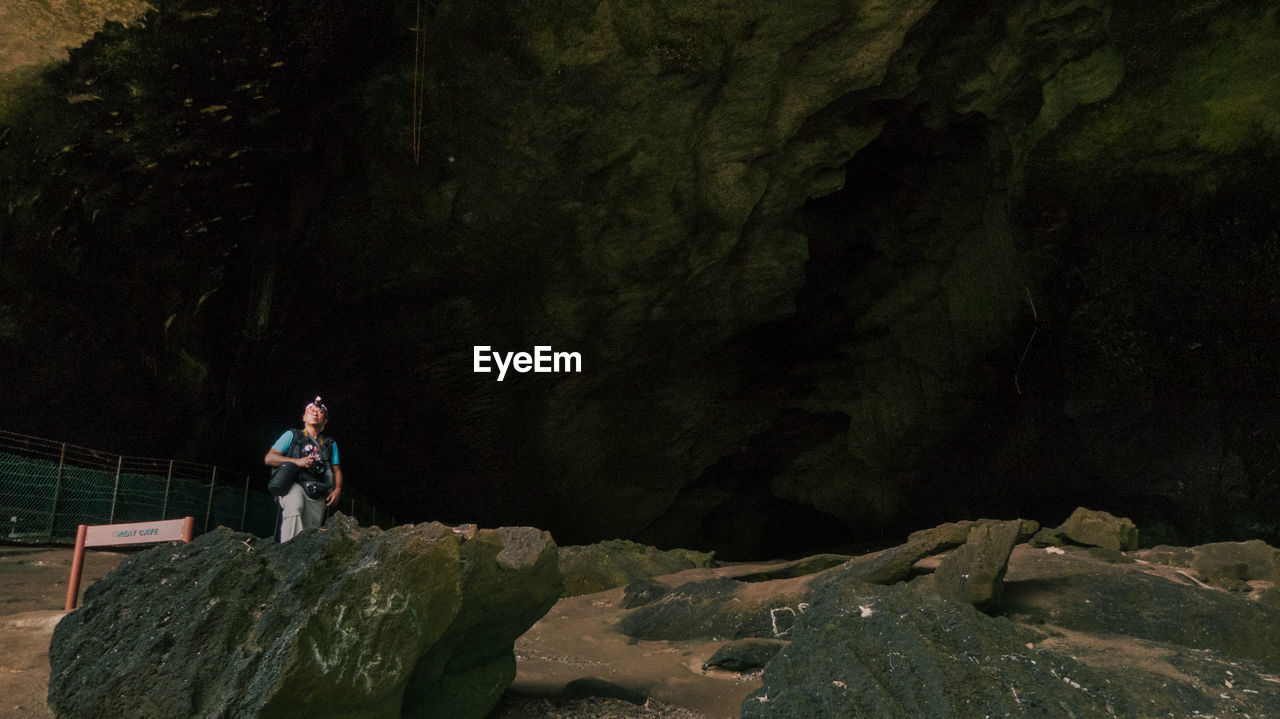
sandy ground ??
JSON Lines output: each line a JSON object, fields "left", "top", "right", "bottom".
{"left": 0, "top": 545, "right": 127, "bottom": 719}
{"left": 0, "top": 0, "right": 151, "bottom": 121}
{"left": 505, "top": 565, "right": 775, "bottom": 719}
{"left": 0, "top": 0, "right": 149, "bottom": 77}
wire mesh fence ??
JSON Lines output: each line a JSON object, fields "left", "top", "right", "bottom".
{"left": 0, "top": 429, "right": 396, "bottom": 544}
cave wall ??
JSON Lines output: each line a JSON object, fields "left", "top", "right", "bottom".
{"left": 1016, "top": 1, "right": 1280, "bottom": 544}
{"left": 2, "top": 0, "right": 1278, "bottom": 557}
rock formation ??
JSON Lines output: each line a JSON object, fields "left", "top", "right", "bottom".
{"left": 47, "top": 516, "right": 561, "bottom": 719}
{"left": 3, "top": 0, "right": 1280, "bottom": 555}
{"left": 744, "top": 582, "right": 1134, "bottom": 718}
{"left": 1060, "top": 506, "right": 1140, "bottom": 551}
{"left": 566, "top": 511, "right": 1280, "bottom": 717}
{"left": 701, "top": 638, "right": 787, "bottom": 672}
{"left": 557, "top": 539, "right": 715, "bottom": 596}
{"left": 928, "top": 518, "right": 1023, "bottom": 611}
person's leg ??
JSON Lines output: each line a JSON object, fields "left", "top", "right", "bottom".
{"left": 277, "top": 483, "right": 307, "bottom": 542}
{"left": 300, "top": 494, "right": 326, "bottom": 531}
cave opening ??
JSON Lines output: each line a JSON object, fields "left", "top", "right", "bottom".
{"left": 640, "top": 111, "right": 1057, "bottom": 558}
{"left": 636, "top": 409, "right": 864, "bottom": 561}
{"left": 789, "top": 112, "right": 1037, "bottom": 529}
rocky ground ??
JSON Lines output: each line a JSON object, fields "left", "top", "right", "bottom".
{"left": 7, "top": 521, "right": 1280, "bottom": 718}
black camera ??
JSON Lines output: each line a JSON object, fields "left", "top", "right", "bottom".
{"left": 302, "top": 481, "right": 329, "bottom": 500}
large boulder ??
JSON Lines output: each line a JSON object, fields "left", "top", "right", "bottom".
{"left": 557, "top": 539, "right": 715, "bottom": 596}
{"left": 813, "top": 518, "right": 1036, "bottom": 594}
{"left": 1005, "top": 546, "right": 1280, "bottom": 666}
{"left": 908, "top": 519, "right": 1040, "bottom": 550}
{"left": 48, "top": 516, "right": 561, "bottom": 719}
{"left": 702, "top": 638, "right": 788, "bottom": 672}
{"left": 730, "top": 554, "right": 850, "bottom": 583}
{"left": 929, "top": 519, "right": 1022, "bottom": 612}
{"left": 1059, "top": 507, "right": 1139, "bottom": 551}
{"left": 809, "top": 542, "right": 937, "bottom": 589}
{"left": 1192, "top": 540, "right": 1280, "bottom": 588}
{"left": 402, "top": 525, "right": 564, "bottom": 718}
{"left": 742, "top": 582, "right": 1130, "bottom": 718}
{"left": 1134, "top": 540, "right": 1280, "bottom": 590}
{"left": 620, "top": 577, "right": 672, "bottom": 609}
{"left": 745, "top": 551, "right": 1280, "bottom": 718}
{"left": 619, "top": 576, "right": 811, "bottom": 641}
{"left": 621, "top": 516, "right": 1038, "bottom": 642}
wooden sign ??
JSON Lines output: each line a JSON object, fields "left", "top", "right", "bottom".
{"left": 65, "top": 517, "right": 194, "bottom": 611}
{"left": 85, "top": 518, "right": 193, "bottom": 547}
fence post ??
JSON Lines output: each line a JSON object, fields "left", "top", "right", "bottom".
{"left": 240, "top": 475, "right": 250, "bottom": 531}
{"left": 108, "top": 455, "right": 123, "bottom": 523}
{"left": 161, "top": 460, "right": 174, "bottom": 520}
{"left": 204, "top": 466, "right": 217, "bottom": 532}
{"left": 45, "top": 442, "right": 67, "bottom": 538}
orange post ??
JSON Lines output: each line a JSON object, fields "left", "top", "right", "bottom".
{"left": 65, "top": 524, "right": 88, "bottom": 611}
{"left": 181, "top": 516, "right": 194, "bottom": 542}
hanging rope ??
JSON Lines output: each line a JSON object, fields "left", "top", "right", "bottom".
{"left": 1014, "top": 286, "right": 1039, "bottom": 395}
{"left": 411, "top": 0, "right": 427, "bottom": 164}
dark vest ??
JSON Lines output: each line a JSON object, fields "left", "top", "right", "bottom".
{"left": 286, "top": 429, "right": 334, "bottom": 476}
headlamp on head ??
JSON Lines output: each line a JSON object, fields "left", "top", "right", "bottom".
{"left": 307, "top": 396, "right": 329, "bottom": 415}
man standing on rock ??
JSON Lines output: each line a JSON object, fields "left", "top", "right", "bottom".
{"left": 264, "top": 396, "right": 344, "bottom": 542}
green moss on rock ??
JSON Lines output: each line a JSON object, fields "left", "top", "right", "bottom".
{"left": 558, "top": 539, "right": 715, "bottom": 596}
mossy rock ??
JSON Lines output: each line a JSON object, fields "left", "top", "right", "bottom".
{"left": 558, "top": 539, "right": 715, "bottom": 596}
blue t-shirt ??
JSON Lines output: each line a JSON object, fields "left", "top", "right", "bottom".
{"left": 273, "top": 431, "right": 340, "bottom": 465}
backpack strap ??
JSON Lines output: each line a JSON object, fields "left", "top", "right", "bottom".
{"left": 287, "top": 429, "right": 329, "bottom": 458}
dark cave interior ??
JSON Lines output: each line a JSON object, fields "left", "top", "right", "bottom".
{"left": 4, "top": 0, "right": 1280, "bottom": 559}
